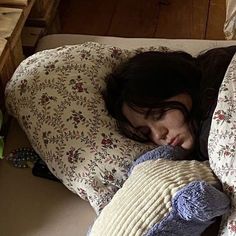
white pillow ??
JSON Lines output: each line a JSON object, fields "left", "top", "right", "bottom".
{"left": 5, "top": 42, "right": 170, "bottom": 213}
{"left": 208, "top": 53, "right": 236, "bottom": 235}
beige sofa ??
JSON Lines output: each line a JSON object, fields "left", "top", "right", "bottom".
{"left": 1, "top": 34, "right": 236, "bottom": 236}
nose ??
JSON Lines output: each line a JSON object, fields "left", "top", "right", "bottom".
{"left": 149, "top": 125, "right": 168, "bottom": 144}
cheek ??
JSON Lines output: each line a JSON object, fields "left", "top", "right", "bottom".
{"left": 165, "top": 110, "right": 186, "bottom": 128}
{"left": 182, "top": 134, "right": 195, "bottom": 150}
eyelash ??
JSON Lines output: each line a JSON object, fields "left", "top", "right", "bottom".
{"left": 136, "top": 111, "right": 166, "bottom": 137}
{"left": 133, "top": 109, "right": 169, "bottom": 140}
{"left": 152, "top": 110, "right": 166, "bottom": 121}
{"left": 138, "top": 127, "right": 150, "bottom": 137}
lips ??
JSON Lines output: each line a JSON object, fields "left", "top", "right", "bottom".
{"left": 169, "top": 136, "right": 181, "bottom": 147}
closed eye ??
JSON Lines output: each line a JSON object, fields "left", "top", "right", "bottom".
{"left": 152, "top": 113, "right": 164, "bottom": 121}
{"left": 137, "top": 126, "right": 151, "bottom": 137}
{"left": 151, "top": 110, "right": 166, "bottom": 121}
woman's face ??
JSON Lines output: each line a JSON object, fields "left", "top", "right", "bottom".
{"left": 122, "top": 93, "right": 195, "bottom": 150}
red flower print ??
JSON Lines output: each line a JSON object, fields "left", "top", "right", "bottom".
{"left": 75, "top": 82, "right": 85, "bottom": 92}
{"left": 218, "top": 114, "right": 225, "bottom": 120}
{"left": 224, "top": 150, "right": 231, "bottom": 156}
{"left": 101, "top": 138, "right": 113, "bottom": 148}
{"left": 229, "top": 220, "right": 236, "bottom": 232}
{"left": 101, "top": 169, "right": 116, "bottom": 182}
{"left": 226, "top": 185, "right": 234, "bottom": 193}
{"left": 70, "top": 76, "right": 88, "bottom": 93}
{"left": 66, "top": 147, "right": 85, "bottom": 164}
{"left": 39, "top": 93, "right": 56, "bottom": 106}
{"left": 101, "top": 133, "right": 117, "bottom": 149}
{"left": 214, "top": 110, "right": 225, "bottom": 120}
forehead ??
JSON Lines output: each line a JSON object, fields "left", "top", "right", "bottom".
{"left": 121, "top": 93, "right": 192, "bottom": 126}
{"left": 122, "top": 93, "right": 192, "bottom": 116}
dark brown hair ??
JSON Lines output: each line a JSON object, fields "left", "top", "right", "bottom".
{"left": 103, "top": 51, "right": 201, "bottom": 142}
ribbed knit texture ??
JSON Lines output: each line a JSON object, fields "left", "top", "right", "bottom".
{"left": 145, "top": 181, "right": 230, "bottom": 236}
{"left": 89, "top": 159, "right": 218, "bottom": 236}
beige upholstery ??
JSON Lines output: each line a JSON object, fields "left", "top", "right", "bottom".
{"left": 36, "top": 34, "right": 236, "bottom": 55}
{"left": 1, "top": 34, "right": 236, "bottom": 236}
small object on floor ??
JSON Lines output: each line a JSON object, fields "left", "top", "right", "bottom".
{"left": 32, "top": 158, "right": 60, "bottom": 182}
{"left": 6, "top": 147, "right": 60, "bottom": 182}
{"left": 6, "top": 147, "right": 40, "bottom": 168}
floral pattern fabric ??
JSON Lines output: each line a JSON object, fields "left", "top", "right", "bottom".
{"left": 5, "top": 42, "right": 170, "bottom": 214}
{"left": 208, "top": 53, "right": 236, "bottom": 235}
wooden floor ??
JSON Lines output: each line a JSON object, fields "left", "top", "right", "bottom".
{"left": 58, "top": 0, "right": 226, "bottom": 40}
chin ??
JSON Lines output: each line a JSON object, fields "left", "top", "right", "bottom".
{"left": 179, "top": 139, "right": 190, "bottom": 149}
{"left": 182, "top": 142, "right": 194, "bottom": 151}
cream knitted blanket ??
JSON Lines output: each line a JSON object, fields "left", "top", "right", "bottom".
{"left": 89, "top": 159, "right": 220, "bottom": 236}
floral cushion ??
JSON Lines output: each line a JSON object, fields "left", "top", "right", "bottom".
{"left": 208, "top": 53, "right": 236, "bottom": 235}
{"left": 5, "top": 42, "right": 171, "bottom": 213}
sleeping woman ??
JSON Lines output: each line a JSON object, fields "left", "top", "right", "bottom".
{"left": 103, "top": 46, "right": 236, "bottom": 161}
{"left": 85, "top": 45, "right": 236, "bottom": 236}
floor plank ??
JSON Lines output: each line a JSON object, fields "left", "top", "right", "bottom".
{"left": 107, "top": 0, "right": 160, "bottom": 37}
{"left": 205, "top": 0, "right": 226, "bottom": 39}
{"left": 59, "top": 0, "right": 117, "bottom": 35}
{"left": 155, "top": 0, "right": 210, "bottom": 39}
